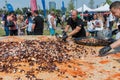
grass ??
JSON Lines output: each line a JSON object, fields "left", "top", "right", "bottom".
{"left": 0, "top": 27, "right": 5, "bottom": 36}
{"left": 0, "top": 27, "right": 62, "bottom": 37}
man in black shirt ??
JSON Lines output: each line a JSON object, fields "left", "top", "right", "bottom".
{"left": 62, "top": 10, "right": 86, "bottom": 40}
{"left": 32, "top": 10, "right": 44, "bottom": 35}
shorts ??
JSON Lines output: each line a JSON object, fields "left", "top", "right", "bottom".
{"left": 49, "top": 28, "right": 55, "bottom": 36}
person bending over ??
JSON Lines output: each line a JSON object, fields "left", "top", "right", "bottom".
{"left": 99, "top": 1, "right": 120, "bottom": 56}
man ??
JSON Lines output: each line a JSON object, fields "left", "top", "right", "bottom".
{"left": 62, "top": 10, "right": 86, "bottom": 40}
{"left": 2, "top": 13, "right": 9, "bottom": 36}
{"left": 7, "top": 12, "right": 18, "bottom": 36}
{"left": 32, "top": 10, "right": 44, "bottom": 35}
{"left": 99, "top": 1, "right": 120, "bottom": 56}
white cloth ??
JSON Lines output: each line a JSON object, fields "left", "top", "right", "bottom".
{"left": 48, "top": 15, "right": 56, "bottom": 29}
{"left": 87, "top": 21, "right": 94, "bottom": 31}
{"left": 92, "top": 19, "right": 103, "bottom": 31}
{"left": 109, "top": 13, "right": 115, "bottom": 22}
{"left": 26, "top": 17, "right": 33, "bottom": 32}
{"left": 27, "top": 23, "right": 32, "bottom": 32}
{"left": 116, "top": 32, "right": 120, "bottom": 40}
{"left": 47, "top": 14, "right": 51, "bottom": 23}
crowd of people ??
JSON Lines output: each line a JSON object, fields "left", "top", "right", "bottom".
{"left": 1, "top": 8, "right": 119, "bottom": 39}
{"left": 1, "top": 10, "right": 44, "bottom": 36}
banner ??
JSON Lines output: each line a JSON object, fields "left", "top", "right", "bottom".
{"left": 61, "top": 1, "right": 65, "bottom": 14}
{"left": 30, "top": 0, "right": 38, "bottom": 12}
{"left": 6, "top": 3, "right": 14, "bottom": 12}
{"left": 41, "top": 0, "right": 46, "bottom": 18}
{"left": 62, "top": 1, "right": 65, "bottom": 8}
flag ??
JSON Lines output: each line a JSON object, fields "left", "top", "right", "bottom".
{"left": 30, "top": 0, "right": 38, "bottom": 12}
{"left": 41, "top": 0, "right": 46, "bottom": 18}
{"left": 6, "top": 3, "right": 14, "bottom": 12}
{"left": 62, "top": 1, "right": 65, "bottom": 8}
{"left": 61, "top": 1, "right": 65, "bottom": 14}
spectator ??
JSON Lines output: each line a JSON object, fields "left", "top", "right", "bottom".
{"left": 87, "top": 14, "right": 104, "bottom": 37}
{"left": 93, "top": 14, "right": 104, "bottom": 31}
{"left": 46, "top": 12, "right": 51, "bottom": 30}
{"left": 17, "top": 15, "right": 26, "bottom": 36}
{"left": 25, "top": 11, "right": 33, "bottom": 35}
{"left": 7, "top": 12, "right": 18, "bottom": 36}
{"left": 32, "top": 10, "right": 44, "bottom": 35}
{"left": 86, "top": 18, "right": 95, "bottom": 37}
{"left": 48, "top": 11, "right": 57, "bottom": 36}
{"left": 56, "top": 14, "right": 62, "bottom": 27}
{"left": 2, "top": 13, "right": 9, "bottom": 36}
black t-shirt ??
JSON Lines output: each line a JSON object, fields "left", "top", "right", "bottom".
{"left": 33, "top": 16, "right": 44, "bottom": 31}
{"left": 67, "top": 17, "right": 86, "bottom": 38}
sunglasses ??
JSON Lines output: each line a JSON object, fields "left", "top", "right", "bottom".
{"left": 72, "top": 15, "right": 76, "bottom": 16}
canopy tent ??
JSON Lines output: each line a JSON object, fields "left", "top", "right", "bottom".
{"left": 77, "top": 4, "right": 93, "bottom": 12}
{"left": 77, "top": 3, "right": 110, "bottom": 12}
{"left": 93, "top": 3, "right": 110, "bottom": 12}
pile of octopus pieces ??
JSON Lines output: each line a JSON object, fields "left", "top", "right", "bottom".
{"left": 0, "top": 40, "right": 97, "bottom": 79}
{"left": 75, "top": 38, "right": 111, "bottom": 46}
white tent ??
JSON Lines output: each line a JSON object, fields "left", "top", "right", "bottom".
{"left": 77, "top": 4, "right": 93, "bottom": 12}
{"left": 93, "top": 3, "right": 110, "bottom": 12}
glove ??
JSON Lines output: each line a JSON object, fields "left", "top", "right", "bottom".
{"left": 99, "top": 45, "right": 112, "bottom": 56}
{"left": 62, "top": 31, "right": 67, "bottom": 36}
{"left": 62, "top": 33, "right": 68, "bottom": 41}
{"left": 107, "top": 38, "right": 116, "bottom": 44}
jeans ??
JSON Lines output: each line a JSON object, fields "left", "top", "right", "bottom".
{"left": 49, "top": 28, "right": 55, "bottom": 36}
{"left": 4, "top": 27, "right": 9, "bottom": 36}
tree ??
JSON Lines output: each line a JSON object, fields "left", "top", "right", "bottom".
{"left": 15, "top": 8, "right": 22, "bottom": 14}
{"left": 106, "top": 0, "right": 112, "bottom": 5}
{"left": 22, "top": 7, "right": 28, "bottom": 14}
{"left": 68, "top": 0, "right": 75, "bottom": 11}
{"left": 89, "top": 0, "right": 94, "bottom": 9}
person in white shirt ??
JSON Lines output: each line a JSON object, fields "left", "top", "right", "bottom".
{"left": 109, "top": 12, "right": 115, "bottom": 30}
{"left": 87, "top": 14, "right": 103, "bottom": 37}
{"left": 47, "top": 13, "right": 51, "bottom": 30}
{"left": 48, "top": 11, "right": 56, "bottom": 36}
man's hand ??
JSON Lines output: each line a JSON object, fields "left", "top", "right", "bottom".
{"left": 99, "top": 46, "right": 112, "bottom": 56}
{"left": 62, "top": 31, "right": 67, "bottom": 36}
{"left": 62, "top": 31, "right": 68, "bottom": 41}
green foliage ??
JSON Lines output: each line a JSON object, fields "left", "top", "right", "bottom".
{"left": 106, "top": 0, "right": 112, "bottom": 5}
{"left": 89, "top": 0, "right": 94, "bottom": 9}
{"left": 22, "top": 7, "right": 28, "bottom": 14}
{"left": 15, "top": 8, "right": 23, "bottom": 14}
{"left": 0, "top": 28, "right": 5, "bottom": 36}
{"left": 68, "top": 0, "right": 75, "bottom": 11}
